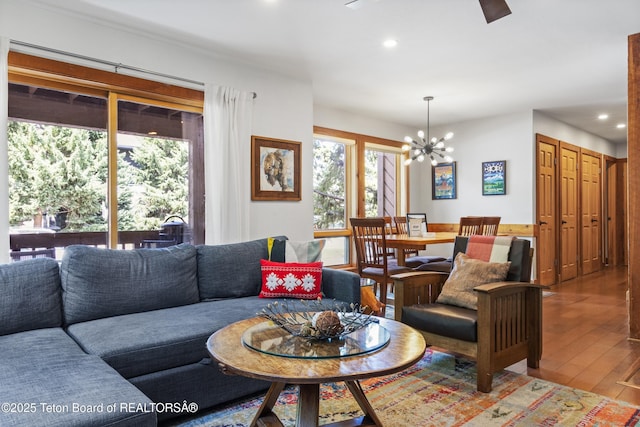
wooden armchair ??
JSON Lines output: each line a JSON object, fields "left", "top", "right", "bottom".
{"left": 391, "top": 236, "right": 545, "bottom": 392}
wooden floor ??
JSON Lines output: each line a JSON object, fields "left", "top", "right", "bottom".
{"left": 505, "top": 265, "right": 640, "bottom": 406}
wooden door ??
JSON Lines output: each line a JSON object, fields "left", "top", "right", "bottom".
{"left": 580, "top": 151, "right": 602, "bottom": 275}
{"left": 560, "top": 144, "right": 579, "bottom": 281}
{"left": 605, "top": 157, "right": 617, "bottom": 266}
{"left": 536, "top": 135, "right": 557, "bottom": 285}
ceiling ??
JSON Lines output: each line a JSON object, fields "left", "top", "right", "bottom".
{"left": 32, "top": 0, "right": 639, "bottom": 144}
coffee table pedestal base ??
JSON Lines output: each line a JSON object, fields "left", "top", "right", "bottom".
{"left": 250, "top": 381, "right": 383, "bottom": 427}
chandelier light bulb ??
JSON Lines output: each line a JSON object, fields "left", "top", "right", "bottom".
{"left": 402, "top": 96, "right": 454, "bottom": 166}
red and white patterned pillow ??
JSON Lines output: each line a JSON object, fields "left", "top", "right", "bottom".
{"left": 259, "top": 259, "right": 323, "bottom": 299}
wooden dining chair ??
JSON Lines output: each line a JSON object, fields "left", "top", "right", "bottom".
{"left": 480, "top": 216, "right": 501, "bottom": 236}
{"left": 393, "top": 216, "right": 419, "bottom": 258}
{"left": 382, "top": 216, "right": 396, "bottom": 257}
{"left": 458, "top": 216, "right": 484, "bottom": 236}
{"left": 350, "top": 217, "right": 412, "bottom": 313}
{"left": 393, "top": 216, "right": 408, "bottom": 234}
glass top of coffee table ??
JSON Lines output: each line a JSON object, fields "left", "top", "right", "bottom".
{"left": 241, "top": 319, "right": 390, "bottom": 359}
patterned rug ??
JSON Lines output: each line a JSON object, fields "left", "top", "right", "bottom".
{"left": 167, "top": 348, "right": 640, "bottom": 426}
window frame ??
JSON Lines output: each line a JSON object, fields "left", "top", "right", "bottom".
{"left": 7, "top": 52, "right": 204, "bottom": 248}
{"left": 313, "top": 126, "right": 409, "bottom": 267}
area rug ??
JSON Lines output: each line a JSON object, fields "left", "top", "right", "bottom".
{"left": 168, "top": 348, "right": 640, "bottom": 426}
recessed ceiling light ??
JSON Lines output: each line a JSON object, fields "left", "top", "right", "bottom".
{"left": 383, "top": 39, "right": 398, "bottom": 48}
{"left": 598, "top": 114, "right": 609, "bottom": 120}
{"left": 617, "top": 123, "right": 626, "bottom": 129}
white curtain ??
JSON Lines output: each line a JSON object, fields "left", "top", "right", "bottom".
{"left": 203, "top": 85, "right": 254, "bottom": 244}
{"left": 0, "top": 38, "right": 10, "bottom": 263}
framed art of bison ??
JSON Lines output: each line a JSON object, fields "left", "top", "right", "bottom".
{"left": 251, "top": 135, "right": 301, "bottom": 201}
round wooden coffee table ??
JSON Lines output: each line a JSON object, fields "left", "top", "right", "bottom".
{"left": 207, "top": 316, "right": 426, "bottom": 427}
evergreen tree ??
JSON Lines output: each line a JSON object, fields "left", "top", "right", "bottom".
{"left": 8, "top": 122, "right": 189, "bottom": 232}
{"left": 8, "top": 122, "right": 108, "bottom": 230}
{"left": 313, "top": 139, "right": 345, "bottom": 229}
{"left": 128, "top": 137, "right": 189, "bottom": 230}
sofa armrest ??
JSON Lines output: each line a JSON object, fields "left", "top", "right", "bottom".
{"left": 321, "top": 268, "right": 361, "bottom": 306}
{"left": 391, "top": 271, "right": 449, "bottom": 321}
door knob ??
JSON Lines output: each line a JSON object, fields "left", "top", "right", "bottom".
{"left": 539, "top": 221, "right": 547, "bottom": 225}
{"left": 562, "top": 220, "right": 567, "bottom": 224}
{"left": 591, "top": 219, "right": 598, "bottom": 223}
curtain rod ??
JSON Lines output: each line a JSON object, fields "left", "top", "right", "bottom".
{"left": 9, "top": 39, "right": 257, "bottom": 99}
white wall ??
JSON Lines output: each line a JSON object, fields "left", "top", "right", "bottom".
{"left": 533, "top": 111, "right": 622, "bottom": 158}
{"left": 0, "top": 0, "right": 315, "bottom": 242}
{"left": 314, "top": 105, "right": 412, "bottom": 142}
{"left": 409, "top": 111, "right": 536, "bottom": 224}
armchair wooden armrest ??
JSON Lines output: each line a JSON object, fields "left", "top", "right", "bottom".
{"left": 474, "top": 281, "right": 548, "bottom": 391}
{"left": 390, "top": 271, "right": 449, "bottom": 321}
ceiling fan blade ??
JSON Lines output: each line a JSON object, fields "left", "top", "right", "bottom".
{"left": 479, "top": 0, "right": 512, "bottom": 23}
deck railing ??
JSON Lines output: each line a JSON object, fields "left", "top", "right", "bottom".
{"left": 9, "top": 230, "right": 163, "bottom": 261}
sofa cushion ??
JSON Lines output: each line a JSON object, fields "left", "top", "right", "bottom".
{"left": 197, "top": 238, "right": 272, "bottom": 299}
{"left": 66, "top": 297, "right": 286, "bottom": 379}
{"left": 61, "top": 244, "right": 199, "bottom": 325}
{"left": 0, "top": 328, "right": 156, "bottom": 427}
{"left": 0, "top": 258, "right": 61, "bottom": 336}
{"left": 259, "top": 259, "right": 323, "bottom": 299}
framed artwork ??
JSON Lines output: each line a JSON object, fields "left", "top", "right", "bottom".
{"left": 432, "top": 162, "right": 457, "bottom": 200}
{"left": 251, "top": 136, "right": 301, "bottom": 201}
{"left": 482, "top": 160, "right": 507, "bottom": 196}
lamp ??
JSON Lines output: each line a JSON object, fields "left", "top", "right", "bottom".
{"left": 403, "top": 96, "right": 454, "bottom": 166}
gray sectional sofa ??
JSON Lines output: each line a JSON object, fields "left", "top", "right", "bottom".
{"left": 0, "top": 237, "right": 361, "bottom": 426}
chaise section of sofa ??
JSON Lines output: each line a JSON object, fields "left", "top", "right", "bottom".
{"left": 60, "top": 238, "right": 360, "bottom": 420}
{"left": 0, "top": 258, "right": 156, "bottom": 427}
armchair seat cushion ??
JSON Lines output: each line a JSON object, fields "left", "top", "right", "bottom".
{"left": 401, "top": 303, "right": 477, "bottom": 342}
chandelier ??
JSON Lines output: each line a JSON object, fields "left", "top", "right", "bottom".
{"left": 402, "top": 96, "right": 454, "bottom": 166}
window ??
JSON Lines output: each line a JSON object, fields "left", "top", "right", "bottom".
{"left": 7, "top": 52, "right": 204, "bottom": 259}
{"left": 313, "top": 127, "right": 406, "bottom": 267}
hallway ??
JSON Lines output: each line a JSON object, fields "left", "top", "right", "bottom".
{"left": 508, "top": 266, "right": 640, "bottom": 405}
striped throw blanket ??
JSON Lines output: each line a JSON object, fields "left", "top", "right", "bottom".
{"left": 465, "top": 235, "right": 515, "bottom": 262}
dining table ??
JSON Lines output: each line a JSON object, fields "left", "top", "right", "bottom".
{"left": 385, "top": 232, "right": 458, "bottom": 266}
